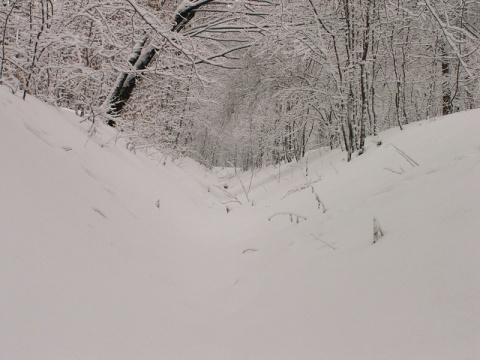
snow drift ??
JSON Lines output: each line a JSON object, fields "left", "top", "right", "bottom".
{"left": 1, "top": 87, "right": 479, "bottom": 359}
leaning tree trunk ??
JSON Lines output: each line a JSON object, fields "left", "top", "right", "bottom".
{"left": 105, "top": 0, "right": 214, "bottom": 126}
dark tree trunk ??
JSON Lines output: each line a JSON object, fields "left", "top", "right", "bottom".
{"left": 106, "top": 44, "right": 157, "bottom": 125}
{"left": 359, "top": 0, "right": 371, "bottom": 153}
{"left": 442, "top": 58, "right": 453, "bottom": 115}
{"left": 342, "top": 123, "right": 352, "bottom": 162}
{"left": 105, "top": 0, "right": 215, "bottom": 126}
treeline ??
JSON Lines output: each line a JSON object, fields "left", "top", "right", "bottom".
{"left": 1, "top": 0, "right": 479, "bottom": 169}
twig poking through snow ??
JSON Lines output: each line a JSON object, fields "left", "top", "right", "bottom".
{"left": 281, "top": 177, "right": 321, "bottom": 200}
{"left": 384, "top": 166, "right": 405, "bottom": 175}
{"left": 391, "top": 143, "right": 419, "bottom": 167}
{"left": 311, "top": 234, "right": 336, "bottom": 250}
{"left": 373, "top": 217, "right": 384, "bottom": 243}
{"left": 227, "top": 161, "right": 254, "bottom": 203}
{"left": 312, "top": 187, "right": 327, "bottom": 213}
{"left": 213, "top": 184, "right": 243, "bottom": 205}
{"left": 268, "top": 212, "right": 307, "bottom": 223}
{"left": 92, "top": 208, "right": 108, "bottom": 219}
{"left": 330, "top": 161, "right": 339, "bottom": 174}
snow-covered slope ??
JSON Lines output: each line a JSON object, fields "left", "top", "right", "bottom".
{"left": 1, "top": 86, "right": 479, "bottom": 359}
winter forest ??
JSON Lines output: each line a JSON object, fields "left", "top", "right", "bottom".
{"left": 2, "top": 0, "right": 479, "bottom": 168}
{"left": 2, "top": 1, "right": 480, "bottom": 358}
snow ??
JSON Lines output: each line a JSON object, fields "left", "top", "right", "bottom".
{"left": 1, "top": 86, "right": 479, "bottom": 359}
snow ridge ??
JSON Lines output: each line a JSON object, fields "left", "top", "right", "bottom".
{"left": 1, "top": 87, "right": 479, "bottom": 359}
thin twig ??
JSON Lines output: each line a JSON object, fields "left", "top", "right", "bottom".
{"left": 227, "top": 161, "right": 252, "bottom": 203}
{"left": 384, "top": 166, "right": 405, "bottom": 175}
{"left": 213, "top": 184, "right": 243, "bottom": 205}
{"left": 330, "top": 161, "right": 339, "bottom": 174}
{"left": 268, "top": 212, "right": 308, "bottom": 223}
{"left": 391, "top": 143, "right": 419, "bottom": 167}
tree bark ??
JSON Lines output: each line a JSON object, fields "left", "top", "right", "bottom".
{"left": 105, "top": 0, "right": 215, "bottom": 126}
{"left": 441, "top": 43, "right": 453, "bottom": 115}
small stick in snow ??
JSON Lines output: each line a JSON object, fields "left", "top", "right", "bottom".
{"left": 227, "top": 161, "right": 254, "bottom": 203}
{"left": 92, "top": 207, "right": 108, "bottom": 219}
{"left": 213, "top": 184, "right": 243, "bottom": 205}
{"left": 330, "top": 161, "right": 339, "bottom": 174}
{"left": 310, "top": 234, "right": 336, "bottom": 250}
{"left": 373, "top": 217, "right": 384, "bottom": 243}
{"left": 384, "top": 166, "right": 405, "bottom": 175}
{"left": 391, "top": 143, "right": 419, "bottom": 167}
{"left": 281, "top": 177, "right": 321, "bottom": 200}
{"left": 268, "top": 212, "right": 307, "bottom": 223}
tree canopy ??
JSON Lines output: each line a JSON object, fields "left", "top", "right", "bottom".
{"left": 1, "top": 0, "right": 479, "bottom": 167}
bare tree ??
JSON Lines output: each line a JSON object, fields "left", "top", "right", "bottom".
{"left": 104, "top": 0, "right": 277, "bottom": 126}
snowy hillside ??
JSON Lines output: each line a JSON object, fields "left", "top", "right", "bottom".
{"left": 1, "top": 86, "right": 479, "bottom": 359}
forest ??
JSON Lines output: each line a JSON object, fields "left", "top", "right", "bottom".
{"left": 1, "top": 0, "right": 479, "bottom": 168}
{"left": 2, "top": 2, "right": 480, "bottom": 358}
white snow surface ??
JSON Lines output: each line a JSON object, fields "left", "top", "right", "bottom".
{"left": 1, "top": 86, "right": 479, "bottom": 359}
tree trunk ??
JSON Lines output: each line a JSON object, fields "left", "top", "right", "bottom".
{"left": 442, "top": 42, "right": 453, "bottom": 116}
{"left": 105, "top": 0, "right": 214, "bottom": 126}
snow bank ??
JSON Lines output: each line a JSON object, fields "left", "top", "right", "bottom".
{"left": 1, "top": 87, "right": 479, "bottom": 359}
